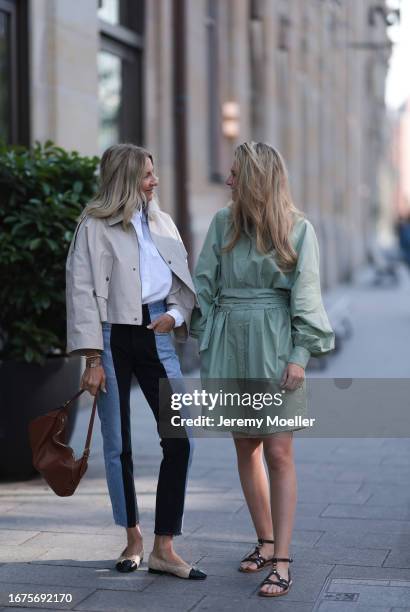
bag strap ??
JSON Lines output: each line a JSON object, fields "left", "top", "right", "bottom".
{"left": 82, "top": 392, "right": 98, "bottom": 458}
{"left": 62, "top": 389, "right": 86, "bottom": 410}
{"left": 62, "top": 388, "right": 98, "bottom": 460}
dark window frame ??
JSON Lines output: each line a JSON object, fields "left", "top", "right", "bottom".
{"left": 0, "top": 0, "right": 29, "bottom": 145}
{"left": 278, "top": 15, "right": 291, "bottom": 52}
{"left": 249, "top": 0, "right": 265, "bottom": 137}
{"left": 98, "top": 0, "right": 145, "bottom": 147}
{"left": 206, "top": 0, "right": 223, "bottom": 183}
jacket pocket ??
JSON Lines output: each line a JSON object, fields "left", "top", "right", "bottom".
{"left": 94, "top": 253, "right": 114, "bottom": 300}
{"left": 93, "top": 253, "right": 113, "bottom": 321}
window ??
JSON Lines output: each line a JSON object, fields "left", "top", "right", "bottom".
{"left": 0, "top": 0, "right": 29, "bottom": 145}
{"left": 97, "top": 0, "right": 144, "bottom": 152}
{"left": 206, "top": 0, "right": 222, "bottom": 182}
{"left": 278, "top": 15, "right": 291, "bottom": 52}
{"left": 276, "top": 13, "right": 291, "bottom": 158}
{"left": 249, "top": 0, "right": 264, "bottom": 137}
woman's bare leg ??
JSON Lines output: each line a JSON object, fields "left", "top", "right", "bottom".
{"left": 234, "top": 437, "right": 274, "bottom": 569}
{"left": 260, "top": 432, "right": 296, "bottom": 595}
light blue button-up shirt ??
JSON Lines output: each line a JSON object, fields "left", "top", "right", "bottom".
{"left": 131, "top": 209, "right": 184, "bottom": 327}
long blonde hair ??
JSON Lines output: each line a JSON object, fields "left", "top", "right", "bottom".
{"left": 224, "top": 142, "right": 303, "bottom": 272}
{"left": 82, "top": 143, "right": 156, "bottom": 227}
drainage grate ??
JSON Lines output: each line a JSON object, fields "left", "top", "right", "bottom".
{"left": 311, "top": 575, "right": 408, "bottom": 610}
{"left": 323, "top": 592, "right": 360, "bottom": 602}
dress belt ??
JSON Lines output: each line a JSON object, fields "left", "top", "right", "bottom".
{"left": 199, "top": 288, "right": 290, "bottom": 352}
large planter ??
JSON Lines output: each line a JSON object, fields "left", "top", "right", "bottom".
{"left": 0, "top": 356, "right": 83, "bottom": 480}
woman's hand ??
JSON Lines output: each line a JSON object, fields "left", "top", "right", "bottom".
{"left": 280, "top": 363, "right": 305, "bottom": 391}
{"left": 147, "top": 313, "right": 175, "bottom": 333}
{"left": 80, "top": 361, "right": 107, "bottom": 396}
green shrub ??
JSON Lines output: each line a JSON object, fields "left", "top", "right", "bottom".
{"left": 0, "top": 141, "right": 99, "bottom": 364}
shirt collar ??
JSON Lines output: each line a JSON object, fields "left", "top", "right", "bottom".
{"left": 132, "top": 208, "right": 143, "bottom": 220}
{"left": 108, "top": 205, "right": 151, "bottom": 226}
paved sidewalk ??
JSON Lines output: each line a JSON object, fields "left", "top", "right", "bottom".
{"left": 1, "top": 267, "right": 410, "bottom": 611}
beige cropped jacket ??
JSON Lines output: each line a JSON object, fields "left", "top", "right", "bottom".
{"left": 66, "top": 205, "right": 196, "bottom": 355}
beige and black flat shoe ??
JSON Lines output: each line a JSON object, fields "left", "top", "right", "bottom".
{"left": 148, "top": 552, "right": 207, "bottom": 580}
{"left": 115, "top": 548, "right": 144, "bottom": 573}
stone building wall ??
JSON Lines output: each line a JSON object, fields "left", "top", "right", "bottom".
{"left": 28, "top": 0, "right": 392, "bottom": 288}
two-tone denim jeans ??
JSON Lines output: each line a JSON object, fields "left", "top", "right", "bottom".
{"left": 97, "top": 300, "right": 193, "bottom": 534}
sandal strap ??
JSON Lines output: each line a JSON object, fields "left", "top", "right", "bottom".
{"left": 261, "top": 568, "right": 291, "bottom": 590}
{"left": 261, "top": 576, "right": 290, "bottom": 589}
{"left": 272, "top": 557, "right": 293, "bottom": 564}
{"left": 241, "top": 545, "right": 262, "bottom": 563}
{"left": 258, "top": 537, "right": 275, "bottom": 545}
{"left": 241, "top": 547, "right": 273, "bottom": 567}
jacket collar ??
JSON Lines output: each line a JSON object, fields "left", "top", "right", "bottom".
{"left": 107, "top": 205, "right": 155, "bottom": 226}
{"left": 107, "top": 212, "right": 124, "bottom": 226}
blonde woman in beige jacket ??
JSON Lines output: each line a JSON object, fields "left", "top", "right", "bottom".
{"left": 66, "top": 144, "right": 206, "bottom": 580}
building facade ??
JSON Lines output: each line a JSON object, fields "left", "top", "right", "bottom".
{"left": 1, "top": 0, "right": 393, "bottom": 288}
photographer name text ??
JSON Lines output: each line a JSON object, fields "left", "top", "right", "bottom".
{"left": 170, "top": 415, "right": 315, "bottom": 429}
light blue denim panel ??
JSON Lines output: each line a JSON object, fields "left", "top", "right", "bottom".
{"left": 147, "top": 300, "right": 185, "bottom": 382}
{"left": 148, "top": 300, "right": 195, "bottom": 534}
{"left": 148, "top": 302, "right": 196, "bottom": 435}
{"left": 97, "top": 321, "right": 135, "bottom": 527}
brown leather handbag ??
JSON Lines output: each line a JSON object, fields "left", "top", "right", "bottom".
{"left": 29, "top": 389, "right": 98, "bottom": 497}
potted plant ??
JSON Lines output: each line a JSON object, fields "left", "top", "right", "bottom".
{"left": 0, "top": 141, "right": 99, "bottom": 479}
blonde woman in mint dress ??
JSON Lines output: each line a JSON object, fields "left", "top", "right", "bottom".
{"left": 191, "top": 142, "right": 334, "bottom": 597}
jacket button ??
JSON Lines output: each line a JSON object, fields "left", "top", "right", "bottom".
{"left": 106, "top": 276, "right": 109, "bottom": 281}
{"left": 134, "top": 317, "right": 138, "bottom": 321}
{"left": 168, "top": 260, "right": 171, "bottom": 264}
{"left": 133, "top": 267, "right": 136, "bottom": 271}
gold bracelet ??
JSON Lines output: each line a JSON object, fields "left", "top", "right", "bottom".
{"left": 85, "top": 353, "right": 101, "bottom": 361}
{"left": 86, "top": 357, "right": 102, "bottom": 368}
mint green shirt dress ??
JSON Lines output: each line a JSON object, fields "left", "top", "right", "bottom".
{"left": 190, "top": 206, "right": 335, "bottom": 435}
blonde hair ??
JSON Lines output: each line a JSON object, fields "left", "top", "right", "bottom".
{"left": 82, "top": 143, "right": 157, "bottom": 227}
{"left": 224, "top": 141, "right": 303, "bottom": 272}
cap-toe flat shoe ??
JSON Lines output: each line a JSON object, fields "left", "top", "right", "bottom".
{"left": 148, "top": 553, "right": 207, "bottom": 580}
{"left": 115, "top": 549, "right": 144, "bottom": 573}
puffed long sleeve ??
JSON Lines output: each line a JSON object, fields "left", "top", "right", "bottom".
{"left": 288, "top": 220, "right": 335, "bottom": 369}
{"left": 190, "top": 211, "right": 222, "bottom": 342}
{"left": 66, "top": 221, "right": 103, "bottom": 355}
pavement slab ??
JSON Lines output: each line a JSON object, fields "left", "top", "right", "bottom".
{"left": 314, "top": 577, "right": 410, "bottom": 610}
{"left": 193, "top": 597, "right": 314, "bottom": 611}
{"left": 0, "top": 563, "right": 154, "bottom": 591}
{"left": 0, "top": 584, "right": 94, "bottom": 609}
{"left": 73, "top": 588, "right": 204, "bottom": 611}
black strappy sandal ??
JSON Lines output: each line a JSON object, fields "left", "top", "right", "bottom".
{"left": 238, "top": 538, "right": 275, "bottom": 573}
{"left": 258, "top": 557, "right": 293, "bottom": 597}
